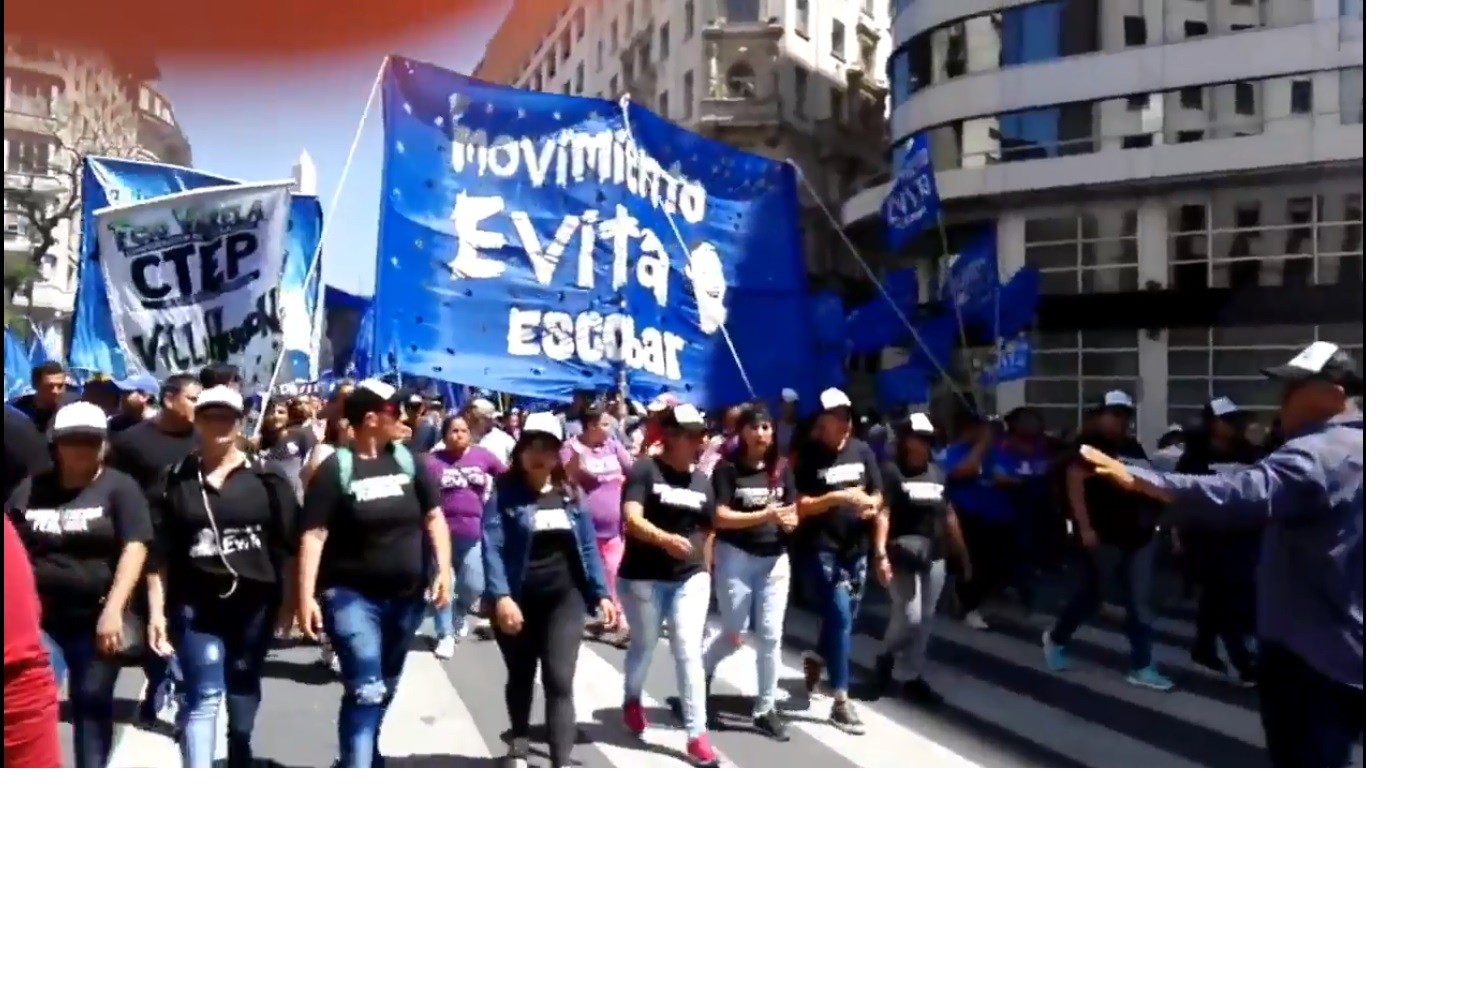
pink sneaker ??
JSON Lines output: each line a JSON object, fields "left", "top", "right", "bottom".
{"left": 687, "top": 734, "right": 720, "bottom": 768}
{"left": 621, "top": 698, "right": 647, "bottom": 736}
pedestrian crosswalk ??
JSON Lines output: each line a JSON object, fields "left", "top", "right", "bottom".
{"left": 58, "top": 599, "right": 1358, "bottom": 768}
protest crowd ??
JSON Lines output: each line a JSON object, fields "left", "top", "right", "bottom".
{"left": 2, "top": 58, "right": 1363, "bottom": 771}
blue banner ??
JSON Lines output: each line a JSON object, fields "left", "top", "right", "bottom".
{"left": 324, "top": 286, "right": 374, "bottom": 376}
{"left": 71, "top": 157, "right": 323, "bottom": 380}
{"left": 982, "top": 336, "right": 1033, "bottom": 384}
{"left": 881, "top": 134, "right": 940, "bottom": 251}
{"left": 374, "top": 58, "right": 811, "bottom": 409}
{"left": 5, "top": 330, "right": 33, "bottom": 400}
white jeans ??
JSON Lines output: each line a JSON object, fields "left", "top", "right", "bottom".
{"left": 619, "top": 573, "right": 713, "bottom": 739}
{"left": 702, "top": 543, "right": 791, "bottom": 715}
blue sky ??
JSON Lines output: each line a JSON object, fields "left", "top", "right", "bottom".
{"left": 156, "top": 2, "right": 509, "bottom": 296}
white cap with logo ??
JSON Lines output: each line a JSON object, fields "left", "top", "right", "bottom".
{"left": 819, "top": 387, "right": 852, "bottom": 411}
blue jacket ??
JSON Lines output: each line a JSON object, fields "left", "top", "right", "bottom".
{"left": 1129, "top": 412, "right": 1364, "bottom": 688}
{"left": 480, "top": 478, "right": 609, "bottom": 612}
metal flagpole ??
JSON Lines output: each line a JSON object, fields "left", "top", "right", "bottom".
{"left": 934, "top": 212, "right": 983, "bottom": 412}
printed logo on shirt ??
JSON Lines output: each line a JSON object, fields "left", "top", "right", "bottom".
{"left": 440, "top": 466, "right": 491, "bottom": 490}
{"left": 532, "top": 508, "right": 573, "bottom": 533}
{"left": 580, "top": 450, "right": 622, "bottom": 480}
{"left": 820, "top": 462, "right": 865, "bottom": 487}
{"left": 350, "top": 473, "right": 413, "bottom": 503}
{"left": 653, "top": 483, "right": 708, "bottom": 512}
{"left": 901, "top": 481, "right": 945, "bottom": 502}
{"left": 189, "top": 525, "right": 264, "bottom": 558}
{"left": 24, "top": 506, "right": 104, "bottom": 535}
{"left": 735, "top": 486, "right": 782, "bottom": 509}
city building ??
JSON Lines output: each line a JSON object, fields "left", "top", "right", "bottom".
{"left": 4, "top": 39, "right": 192, "bottom": 338}
{"left": 474, "top": 0, "right": 894, "bottom": 286}
{"left": 841, "top": 0, "right": 1364, "bottom": 436}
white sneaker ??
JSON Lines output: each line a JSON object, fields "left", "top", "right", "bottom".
{"left": 454, "top": 617, "right": 471, "bottom": 640}
{"left": 434, "top": 636, "right": 456, "bottom": 660}
{"left": 964, "top": 610, "right": 991, "bottom": 630}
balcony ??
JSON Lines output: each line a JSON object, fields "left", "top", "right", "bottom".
{"left": 3, "top": 91, "right": 54, "bottom": 122}
{"left": 698, "top": 94, "right": 783, "bottom": 130}
{"left": 4, "top": 169, "right": 64, "bottom": 195}
{"left": 136, "top": 109, "right": 192, "bottom": 166}
{"left": 702, "top": 0, "right": 784, "bottom": 40}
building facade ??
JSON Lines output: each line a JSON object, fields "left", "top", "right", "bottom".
{"left": 4, "top": 39, "right": 192, "bottom": 337}
{"left": 842, "top": 0, "right": 1364, "bottom": 437}
{"left": 474, "top": 0, "right": 894, "bottom": 284}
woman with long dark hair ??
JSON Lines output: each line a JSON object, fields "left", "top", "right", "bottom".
{"left": 481, "top": 412, "right": 615, "bottom": 766}
{"left": 700, "top": 403, "right": 797, "bottom": 740}
{"left": 5, "top": 402, "right": 151, "bottom": 767}
{"left": 298, "top": 380, "right": 452, "bottom": 768}
{"left": 146, "top": 387, "right": 300, "bottom": 767}
{"left": 426, "top": 413, "right": 503, "bottom": 659}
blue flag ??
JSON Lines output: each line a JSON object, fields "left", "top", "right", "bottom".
{"left": 945, "top": 227, "right": 1039, "bottom": 341}
{"left": 845, "top": 268, "right": 919, "bottom": 356}
{"left": 324, "top": 286, "right": 374, "bottom": 376}
{"left": 5, "top": 330, "right": 33, "bottom": 400}
{"left": 982, "top": 336, "right": 1033, "bottom": 385}
{"left": 881, "top": 134, "right": 940, "bottom": 251}
{"left": 374, "top": 58, "right": 811, "bottom": 409}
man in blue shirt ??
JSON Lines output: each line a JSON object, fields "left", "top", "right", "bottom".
{"left": 1081, "top": 342, "right": 1364, "bottom": 767}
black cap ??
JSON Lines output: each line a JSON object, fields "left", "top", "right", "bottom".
{"left": 1262, "top": 342, "right": 1364, "bottom": 397}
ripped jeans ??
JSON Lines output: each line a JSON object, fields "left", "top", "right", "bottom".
{"left": 170, "top": 586, "right": 276, "bottom": 768}
{"left": 321, "top": 586, "right": 423, "bottom": 768}
{"left": 702, "top": 544, "right": 790, "bottom": 715}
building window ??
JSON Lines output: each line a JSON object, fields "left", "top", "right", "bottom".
{"left": 1123, "top": 16, "right": 1148, "bottom": 46}
{"left": 796, "top": 0, "right": 811, "bottom": 38}
{"left": 1233, "top": 81, "right": 1256, "bottom": 115}
{"left": 4, "top": 129, "right": 56, "bottom": 174}
{"left": 794, "top": 65, "right": 808, "bottom": 116}
{"left": 562, "top": 80, "right": 571, "bottom": 95}
{"left": 659, "top": 22, "right": 669, "bottom": 58}
{"left": 1167, "top": 323, "right": 1364, "bottom": 422}
{"left": 1023, "top": 206, "right": 1139, "bottom": 297}
{"left": 830, "top": 18, "right": 846, "bottom": 59}
{"left": 559, "top": 30, "right": 572, "bottom": 61}
{"left": 659, "top": 90, "right": 669, "bottom": 116}
{"left": 683, "top": 70, "right": 694, "bottom": 118}
{"left": 1184, "top": 20, "right": 1208, "bottom": 38}
{"left": 575, "top": 8, "right": 586, "bottom": 39}
{"left": 611, "top": 20, "right": 619, "bottom": 49}
{"left": 575, "top": 63, "right": 585, "bottom": 93}
{"left": 1126, "top": 93, "right": 1149, "bottom": 111}
{"left": 684, "top": 0, "right": 695, "bottom": 39}
{"left": 611, "top": 75, "right": 619, "bottom": 98}
{"left": 1121, "top": 134, "right": 1153, "bottom": 149}
{"left": 859, "top": 36, "right": 877, "bottom": 76}
{"left": 1339, "top": 68, "right": 1364, "bottom": 123}
{"left": 625, "top": 1, "right": 634, "bottom": 34}
{"left": 1025, "top": 328, "right": 1143, "bottom": 435}
{"left": 829, "top": 87, "right": 844, "bottom": 120}
{"left": 1289, "top": 78, "right": 1313, "bottom": 114}
{"left": 596, "top": 39, "right": 603, "bottom": 70}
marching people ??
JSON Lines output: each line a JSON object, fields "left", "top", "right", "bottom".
{"left": 701, "top": 403, "right": 797, "bottom": 741}
{"left": 5, "top": 402, "right": 152, "bottom": 768}
{"left": 297, "top": 380, "right": 453, "bottom": 768}
{"left": 1081, "top": 343, "right": 1365, "bottom": 767}
{"left": 425, "top": 413, "right": 503, "bottom": 659}
{"left": 258, "top": 394, "right": 319, "bottom": 499}
{"left": 11, "top": 361, "right": 74, "bottom": 432}
{"left": 1044, "top": 390, "right": 1174, "bottom": 691}
{"left": 618, "top": 403, "right": 720, "bottom": 767}
{"left": 145, "top": 387, "right": 300, "bottom": 768}
{"left": 792, "top": 387, "right": 883, "bottom": 735}
{"left": 872, "top": 413, "right": 966, "bottom": 704}
{"left": 941, "top": 412, "right": 1004, "bottom": 630}
{"left": 1174, "top": 397, "right": 1261, "bottom": 684}
{"left": 4, "top": 516, "right": 62, "bottom": 768}
{"left": 562, "top": 402, "right": 634, "bottom": 644}
{"left": 481, "top": 412, "right": 617, "bottom": 767}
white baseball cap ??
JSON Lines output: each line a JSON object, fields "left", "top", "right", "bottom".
{"left": 1101, "top": 389, "right": 1135, "bottom": 410}
{"left": 780, "top": 387, "right": 799, "bottom": 403}
{"left": 50, "top": 401, "right": 109, "bottom": 439}
{"left": 819, "top": 387, "right": 851, "bottom": 411}
{"left": 665, "top": 403, "right": 706, "bottom": 430}
{"left": 1208, "top": 396, "right": 1241, "bottom": 418}
{"left": 905, "top": 412, "right": 934, "bottom": 435}
{"left": 358, "top": 379, "right": 396, "bottom": 401}
{"left": 196, "top": 385, "right": 245, "bottom": 415}
{"left": 521, "top": 412, "right": 564, "bottom": 440}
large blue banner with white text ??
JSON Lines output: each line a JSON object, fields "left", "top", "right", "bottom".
{"left": 374, "top": 57, "right": 811, "bottom": 409}
{"left": 71, "top": 157, "right": 323, "bottom": 383}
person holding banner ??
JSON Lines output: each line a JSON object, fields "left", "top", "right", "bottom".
{"left": 297, "top": 380, "right": 452, "bottom": 769}
{"left": 618, "top": 404, "right": 720, "bottom": 768}
{"left": 145, "top": 387, "right": 300, "bottom": 767}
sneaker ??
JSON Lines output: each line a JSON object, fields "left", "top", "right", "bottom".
{"left": 606, "top": 626, "right": 631, "bottom": 649}
{"left": 964, "top": 610, "right": 990, "bottom": 630}
{"left": 226, "top": 735, "right": 254, "bottom": 768}
{"left": 752, "top": 708, "right": 791, "bottom": 742}
{"left": 1041, "top": 630, "right": 1069, "bottom": 672}
{"left": 687, "top": 734, "right": 720, "bottom": 768}
{"left": 900, "top": 678, "right": 942, "bottom": 706}
{"left": 1126, "top": 666, "right": 1176, "bottom": 691}
{"left": 830, "top": 698, "right": 865, "bottom": 735}
{"left": 454, "top": 617, "right": 471, "bottom": 640}
{"left": 434, "top": 635, "right": 455, "bottom": 660}
{"left": 802, "top": 652, "right": 824, "bottom": 695}
{"left": 621, "top": 697, "right": 647, "bottom": 737}
{"left": 318, "top": 645, "right": 338, "bottom": 673}
{"left": 504, "top": 736, "right": 530, "bottom": 768}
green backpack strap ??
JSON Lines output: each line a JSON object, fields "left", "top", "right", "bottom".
{"left": 335, "top": 443, "right": 415, "bottom": 495}
{"left": 389, "top": 441, "right": 415, "bottom": 478}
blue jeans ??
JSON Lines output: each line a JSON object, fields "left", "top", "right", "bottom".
{"left": 43, "top": 630, "right": 121, "bottom": 769}
{"left": 881, "top": 558, "right": 949, "bottom": 682}
{"left": 797, "top": 550, "right": 868, "bottom": 694}
{"left": 702, "top": 544, "right": 791, "bottom": 715}
{"left": 169, "top": 587, "right": 275, "bottom": 768}
{"left": 321, "top": 586, "right": 423, "bottom": 768}
{"left": 432, "top": 534, "right": 484, "bottom": 637}
{"left": 1049, "top": 545, "right": 1155, "bottom": 671}
{"left": 620, "top": 573, "right": 712, "bottom": 739}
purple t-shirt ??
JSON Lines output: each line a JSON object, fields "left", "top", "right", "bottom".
{"left": 426, "top": 446, "right": 503, "bottom": 541}
{"left": 562, "top": 436, "right": 631, "bottom": 541}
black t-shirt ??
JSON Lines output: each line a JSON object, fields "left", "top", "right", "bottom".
{"left": 107, "top": 413, "right": 144, "bottom": 436}
{"left": 521, "top": 486, "right": 582, "bottom": 599}
{"left": 794, "top": 437, "right": 883, "bottom": 558}
{"left": 4, "top": 405, "right": 52, "bottom": 502}
{"left": 711, "top": 457, "right": 796, "bottom": 557}
{"left": 154, "top": 458, "right": 300, "bottom": 598}
{"left": 301, "top": 450, "right": 440, "bottom": 598}
{"left": 618, "top": 456, "right": 714, "bottom": 582}
{"left": 107, "top": 420, "right": 197, "bottom": 504}
{"left": 1076, "top": 433, "right": 1158, "bottom": 549}
{"left": 5, "top": 467, "right": 152, "bottom": 631}
{"left": 10, "top": 392, "right": 75, "bottom": 433}
{"left": 882, "top": 460, "right": 949, "bottom": 558}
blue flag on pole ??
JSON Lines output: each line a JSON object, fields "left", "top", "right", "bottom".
{"left": 374, "top": 57, "right": 811, "bottom": 409}
{"left": 982, "top": 336, "right": 1033, "bottom": 384}
{"left": 881, "top": 134, "right": 940, "bottom": 251}
{"left": 5, "top": 330, "right": 33, "bottom": 400}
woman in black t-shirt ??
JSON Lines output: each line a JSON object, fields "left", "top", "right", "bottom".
{"left": 699, "top": 404, "right": 797, "bottom": 741}
{"left": 298, "top": 380, "right": 452, "bottom": 768}
{"left": 481, "top": 412, "right": 616, "bottom": 767}
{"left": 5, "top": 402, "right": 151, "bottom": 768}
{"left": 145, "top": 386, "right": 300, "bottom": 768}
{"left": 873, "top": 413, "right": 967, "bottom": 705}
{"left": 617, "top": 404, "right": 720, "bottom": 767}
